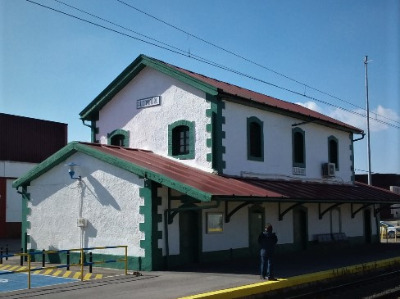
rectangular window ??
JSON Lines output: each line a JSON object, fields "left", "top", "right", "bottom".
{"left": 206, "top": 212, "right": 223, "bottom": 233}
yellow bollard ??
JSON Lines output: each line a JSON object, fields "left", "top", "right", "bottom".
{"left": 80, "top": 248, "right": 84, "bottom": 281}
{"left": 28, "top": 253, "right": 31, "bottom": 289}
{"left": 124, "top": 246, "right": 128, "bottom": 275}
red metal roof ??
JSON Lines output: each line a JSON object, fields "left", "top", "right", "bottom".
{"left": 160, "top": 59, "right": 363, "bottom": 134}
{"left": 82, "top": 143, "right": 400, "bottom": 203}
{"left": 238, "top": 178, "right": 400, "bottom": 202}
{"left": 83, "top": 142, "right": 282, "bottom": 198}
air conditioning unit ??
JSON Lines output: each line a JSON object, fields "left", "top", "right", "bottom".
{"left": 77, "top": 218, "right": 88, "bottom": 227}
{"left": 322, "top": 163, "right": 335, "bottom": 177}
{"left": 390, "top": 186, "right": 400, "bottom": 194}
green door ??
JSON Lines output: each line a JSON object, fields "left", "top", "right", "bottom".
{"left": 293, "top": 208, "right": 308, "bottom": 250}
{"left": 364, "top": 209, "right": 372, "bottom": 244}
{"left": 179, "top": 211, "right": 199, "bottom": 264}
{"left": 249, "top": 208, "right": 264, "bottom": 256}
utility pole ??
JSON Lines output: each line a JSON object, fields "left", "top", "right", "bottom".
{"left": 364, "top": 55, "right": 372, "bottom": 185}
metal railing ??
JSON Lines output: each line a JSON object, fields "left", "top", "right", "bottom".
{"left": 0, "top": 245, "right": 128, "bottom": 289}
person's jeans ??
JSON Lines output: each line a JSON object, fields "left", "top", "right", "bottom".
{"left": 260, "top": 250, "right": 274, "bottom": 278}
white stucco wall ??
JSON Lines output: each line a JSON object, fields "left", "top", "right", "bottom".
{"left": 26, "top": 153, "right": 145, "bottom": 257}
{"left": 304, "top": 203, "right": 377, "bottom": 240}
{"left": 223, "top": 101, "right": 354, "bottom": 182}
{"left": 97, "top": 67, "right": 212, "bottom": 172}
{"left": 202, "top": 204, "right": 249, "bottom": 252}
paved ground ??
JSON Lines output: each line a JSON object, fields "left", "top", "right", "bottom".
{"left": 1, "top": 239, "right": 399, "bottom": 299}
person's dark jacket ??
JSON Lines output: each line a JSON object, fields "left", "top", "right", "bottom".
{"left": 258, "top": 231, "right": 278, "bottom": 255}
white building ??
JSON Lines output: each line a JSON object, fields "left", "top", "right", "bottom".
{"left": 13, "top": 55, "right": 400, "bottom": 270}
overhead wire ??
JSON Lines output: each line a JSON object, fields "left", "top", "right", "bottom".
{"left": 26, "top": 0, "right": 400, "bottom": 129}
{"left": 116, "top": 0, "right": 400, "bottom": 127}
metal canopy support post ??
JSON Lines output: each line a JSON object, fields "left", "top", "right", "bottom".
{"left": 351, "top": 203, "right": 373, "bottom": 218}
{"left": 225, "top": 201, "right": 253, "bottom": 223}
{"left": 319, "top": 203, "right": 342, "bottom": 220}
{"left": 165, "top": 193, "right": 220, "bottom": 225}
{"left": 279, "top": 202, "right": 303, "bottom": 221}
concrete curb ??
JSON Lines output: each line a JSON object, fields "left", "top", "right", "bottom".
{"left": 178, "top": 257, "right": 400, "bottom": 299}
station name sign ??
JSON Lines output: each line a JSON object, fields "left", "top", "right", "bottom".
{"left": 137, "top": 96, "right": 161, "bottom": 109}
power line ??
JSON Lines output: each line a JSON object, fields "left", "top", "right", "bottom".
{"left": 26, "top": 0, "right": 400, "bottom": 129}
{"left": 116, "top": 0, "right": 400, "bottom": 127}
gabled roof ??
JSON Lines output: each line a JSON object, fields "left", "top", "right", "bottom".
{"left": 80, "top": 55, "right": 363, "bottom": 134}
{"left": 13, "top": 142, "right": 400, "bottom": 204}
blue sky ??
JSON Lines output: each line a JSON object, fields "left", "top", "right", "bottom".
{"left": 1, "top": 0, "right": 399, "bottom": 174}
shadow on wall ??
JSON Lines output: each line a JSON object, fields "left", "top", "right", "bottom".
{"left": 83, "top": 220, "right": 98, "bottom": 248}
{"left": 84, "top": 176, "right": 121, "bottom": 211}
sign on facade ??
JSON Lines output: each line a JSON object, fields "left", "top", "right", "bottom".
{"left": 137, "top": 96, "right": 161, "bottom": 109}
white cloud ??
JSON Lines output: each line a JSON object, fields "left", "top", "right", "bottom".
{"left": 296, "top": 101, "right": 399, "bottom": 132}
{"left": 295, "top": 101, "right": 323, "bottom": 113}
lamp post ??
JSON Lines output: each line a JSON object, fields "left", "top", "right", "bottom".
{"left": 364, "top": 56, "right": 372, "bottom": 185}
{"left": 66, "top": 162, "right": 84, "bottom": 251}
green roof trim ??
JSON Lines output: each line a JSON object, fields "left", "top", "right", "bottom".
{"left": 12, "top": 142, "right": 213, "bottom": 202}
{"left": 80, "top": 55, "right": 218, "bottom": 121}
{"left": 12, "top": 143, "right": 78, "bottom": 188}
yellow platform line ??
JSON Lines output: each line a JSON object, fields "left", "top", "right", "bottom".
{"left": 83, "top": 273, "right": 92, "bottom": 280}
{"left": 0, "top": 264, "right": 105, "bottom": 281}
{"left": 178, "top": 257, "right": 400, "bottom": 299}
{"left": 63, "top": 270, "right": 72, "bottom": 278}
{"left": 53, "top": 270, "right": 62, "bottom": 276}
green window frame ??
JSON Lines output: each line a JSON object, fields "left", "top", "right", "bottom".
{"left": 328, "top": 136, "right": 339, "bottom": 170}
{"left": 168, "top": 120, "right": 195, "bottom": 160}
{"left": 292, "top": 127, "right": 306, "bottom": 168}
{"left": 107, "top": 129, "right": 129, "bottom": 147}
{"left": 247, "top": 117, "right": 264, "bottom": 161}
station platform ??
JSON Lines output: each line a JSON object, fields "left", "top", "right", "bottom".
{"left": 1, "top": 241, "right": 399, "bottom": 298}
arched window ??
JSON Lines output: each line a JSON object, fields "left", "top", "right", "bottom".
{"left": 328, "top": 136, "right": 339, "bottom": 170}
{"left": 111, "top": 134, "right": 125, "bottom": 146}
{"left": 292, "top": 128, "right": 305, "bottom": 168}
{"left": 168, "top": 120, "right": 195, "bottom": 159}
{"left": 172, "top": 125, "right": 189, "bottom": 155}
{"left": 107, "top": 129, "right": 129, "bottom": 147}
{"left": 247, "top": 117, "right": 264, "bottom": 161}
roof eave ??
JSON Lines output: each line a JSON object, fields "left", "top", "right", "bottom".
{"left": 219, "top": 92, "right": 363, "bottom": 134}
{"left": 12, "top": 142, "right": 213, "bottom": 202}
{"left": 79, "top": 55, "right": 218, "bottom": 121}
{"left": 13, "top": 142, "right": 79, "bottom": 189}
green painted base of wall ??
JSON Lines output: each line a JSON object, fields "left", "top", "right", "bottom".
{"left": 26, "top": 235, "right": 380, "bottom": 271}
{"left": 28, "top": 251, "right": 147, "bottom": 271}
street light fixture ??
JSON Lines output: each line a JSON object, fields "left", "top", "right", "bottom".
{"left": 66, "top": 162, "right": 81, "bottom": 181}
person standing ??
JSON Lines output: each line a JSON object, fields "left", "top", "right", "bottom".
{"left": 258, "top": 223, "right": 278, "bottom": 280}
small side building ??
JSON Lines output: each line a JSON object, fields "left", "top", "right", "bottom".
{"left": 0, "top": 113, "right": 67, "bottom": 239}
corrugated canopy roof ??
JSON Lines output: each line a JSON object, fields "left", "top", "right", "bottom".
{"left": 15, "top": 142, "right": 398, "bottom": 204}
